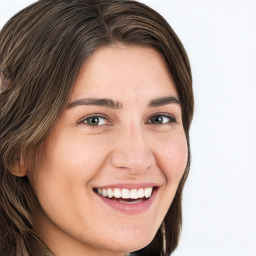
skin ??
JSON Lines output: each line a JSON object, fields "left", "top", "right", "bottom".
{"left": 27, "top": 46, "right": 188, "bottom": 256}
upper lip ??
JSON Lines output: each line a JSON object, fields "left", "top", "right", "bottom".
{"left": 94, "top": 183, "right": 160, "bottom": 189}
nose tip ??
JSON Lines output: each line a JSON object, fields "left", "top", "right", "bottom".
{"left": 110, "top": 140, "right": 156, "bottom": 174}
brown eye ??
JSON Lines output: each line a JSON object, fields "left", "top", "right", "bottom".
{"left": 151, "top": 116, "right": 163, "bottom": 124}
{"left": 149, "top": 115, "right": 176, "bottom": 124}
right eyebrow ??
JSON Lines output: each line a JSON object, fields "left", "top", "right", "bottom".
{"left": 67, "top": 98, "right": 122, "bottom": 110}
{"left": 148, "top": 96, "right": 180, "bottom": 107}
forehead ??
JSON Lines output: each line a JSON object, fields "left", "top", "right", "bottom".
{"left": 71, "top": 45, "right": 178, "bottom": 103}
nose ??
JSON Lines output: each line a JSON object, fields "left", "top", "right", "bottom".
{"left": 110, "top": 125, "right": 156, "bottom": 174}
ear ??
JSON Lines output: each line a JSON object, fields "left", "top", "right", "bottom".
{"left": 9, "top": 156, "right": 28, "bottom": 177}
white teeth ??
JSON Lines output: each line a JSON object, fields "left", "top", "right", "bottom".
{"left": 113, "top": 188, "right": 122, "bottom": 198}
{"left": 107, "top": 188, "right": 113, "bottom": 198}
{"left": 144, "top": 187, "right": 153, "bottom": 198}
{"left": 121, "top": 189, "right": 130, "bottom": 199}
{"left": 130, "top": 189, "right": 138, "bottom": 199}
{"left": 102, "top": 188, "right": 107, "bottom": 197}
{"left": 96, "top": 187, "right": 154, "bottom": 200}
{"left": 138, "top": 188, "right": 144, "bottom": 198}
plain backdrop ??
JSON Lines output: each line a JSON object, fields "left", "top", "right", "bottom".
{"left": 0, "top": 0, "right": 255, "bottom": 255}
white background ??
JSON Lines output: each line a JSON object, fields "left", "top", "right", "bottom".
{"left": 1, "top": 0, "right": 255, "bottom": 255}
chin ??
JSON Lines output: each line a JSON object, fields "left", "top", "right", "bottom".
{"left": 104, "top": 241, "right": 149, "bottom": 255}
{"left": 102, "top": 228, "right": 156, "bottom": 254}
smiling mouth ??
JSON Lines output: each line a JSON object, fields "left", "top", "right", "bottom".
{"left": 93, "top": 187, "right": 155, "bottom": 202}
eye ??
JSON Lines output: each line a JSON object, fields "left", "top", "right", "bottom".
{"left": 147, "top": 114, "right": 176, "bottom": 125}
{"left": 82, "top": 116, "right": 108, "bottom": 126}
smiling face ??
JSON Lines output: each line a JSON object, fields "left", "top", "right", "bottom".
{"left": 28, "top": 46, "right": 188, "bottom": 256}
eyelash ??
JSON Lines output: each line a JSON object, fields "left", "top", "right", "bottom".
{"left": 79, "top": 114, "right": 110, "bottom": 127}
{"left": 146, "top": 113, "right": 177, "bottom": 125}
{"left": 79, "top": 113, "right": 177, "bottom": 127}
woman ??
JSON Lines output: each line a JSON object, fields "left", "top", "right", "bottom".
{"left": 0, "top": 0, "right": 194, "bottom": 255}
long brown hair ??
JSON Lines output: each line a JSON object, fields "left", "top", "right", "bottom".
{"left": 0, "top": 0, "right": 194, "bottom": 255}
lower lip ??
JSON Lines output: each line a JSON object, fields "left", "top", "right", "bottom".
{"left": 95, "top": 189, "right": 158, "bottom": 214}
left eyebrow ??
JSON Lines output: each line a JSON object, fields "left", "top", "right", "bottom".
{"left": 148, "top": 96, "right": 180, "bottom": 107}
{"left": 67, "top": 98, "right": 122, "bottom": 109}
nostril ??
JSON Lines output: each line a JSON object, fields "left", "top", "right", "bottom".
{"left": 110, "top": 149, "right": 155, "bottom": 173}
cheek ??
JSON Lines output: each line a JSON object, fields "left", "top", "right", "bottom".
{"left": 29, "top": 133, "right": 110, "bottom": 210}
{"left": 28, "top": 134, "right": 112, "bottom": 233}
{"left": 156, "top": 131, "right": 188, "bottom": 182}
{"left": 41, "top": 133, "right": 108, "bottom": 178}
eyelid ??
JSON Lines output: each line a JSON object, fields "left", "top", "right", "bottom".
{"left": 78, "top": 114, "right": 111, "bottom": 126}
{"left": 77, "top": 112, "right": 177, "bottom": 127}
{"left": 146, "top": 113, "right": 177, "bottom": 124}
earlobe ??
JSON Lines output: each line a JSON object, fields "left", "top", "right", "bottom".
{"left": 9, "top": 156, "right": 28, "bottom": 177}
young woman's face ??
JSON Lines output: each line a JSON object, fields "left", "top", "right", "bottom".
{"left": 29, "top": 46, "right": 188, "bottom": 256}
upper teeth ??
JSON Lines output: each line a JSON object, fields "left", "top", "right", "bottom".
{"left": 96, "top": 187, "right": 153, "bottom": 199}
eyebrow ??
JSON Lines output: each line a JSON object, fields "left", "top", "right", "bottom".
{"left": 148, "top": 96, "right": 180, "bottom": 107}
{"left": 67, "top": 96, "right": 180, "bottom": 110}
{"left": 67, "top": 98, "right": 122, "bottom": 109}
